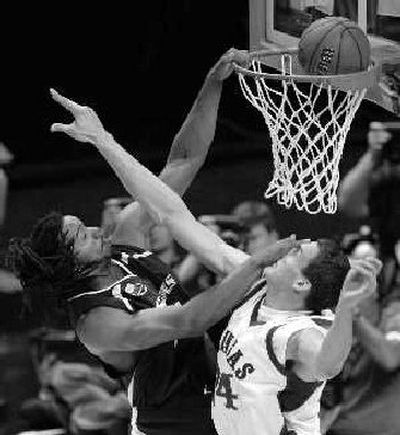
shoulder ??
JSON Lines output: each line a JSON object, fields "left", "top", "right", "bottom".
{"left": 286, "top": 322, "right": 327, "bottom": 361}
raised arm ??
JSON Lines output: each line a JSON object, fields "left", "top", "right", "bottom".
{"left": 338, "top": 122, "right": 389, "bottom": 218}
{"left": 49, "top": 81, "right": 250, "bottom": 274}
{"left": 287, "top": 257, "right": 381, "bottom": 381}
{"left": 79, "top": 237, "right": 302, "bottom": 351}
{"left": 110, "top": 49, "right": 250, "bottom": 247}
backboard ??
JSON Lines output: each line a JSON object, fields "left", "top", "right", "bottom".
{"left": 249, "top": 0, "right": 400, "bottom": 115}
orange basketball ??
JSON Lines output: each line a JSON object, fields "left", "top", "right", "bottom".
{"left": 298, "top": 17, "right": 371, "bottom": 75}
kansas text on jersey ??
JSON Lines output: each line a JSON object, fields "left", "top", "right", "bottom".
{"left": 212, "top": 289, "right": 332, "bottom": 435}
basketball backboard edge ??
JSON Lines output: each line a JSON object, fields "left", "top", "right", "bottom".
{"left": 249, "top": 0, "right": 400, "bottom": 116}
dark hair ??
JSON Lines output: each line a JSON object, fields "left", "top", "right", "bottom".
{"left": 231, "top": 200, "right": 274, "bottom": 222}
{"left": 302, "top": 239, "right": 350, "bottom": 314}
{"left": 7, "top": 212, "right": 93, "bottom": 325}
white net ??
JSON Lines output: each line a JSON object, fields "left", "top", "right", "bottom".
{"left": 238, "top": 58, "right": 367, "bottom": 214}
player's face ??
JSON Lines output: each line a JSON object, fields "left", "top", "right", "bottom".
{"left": 247, "top": 223, "right": 278, "bottom": 255}
{"left": 149, "top": 224, "right": 174, "bottom": 252}
{"left": 62, "top": 215, "right": 111, "bottom": 264}
{"left": 263, "top": 241, "right": 319, "bottom": 290}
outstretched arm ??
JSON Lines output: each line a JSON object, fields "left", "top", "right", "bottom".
{"left": 111, "top": 49, "right": 250, "bottom": 247}
{"left": 79, "top": 237, "right": 304, "bottom": 351}
{"left": 287, "top": 257, "right": 381, "bottom": 381}
{"left": 50, "top": 54, "right": 250, "bottom": 274}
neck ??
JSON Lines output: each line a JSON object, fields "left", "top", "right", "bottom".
{"left": 263, "top": 281, "right": 305, "bottom": 311}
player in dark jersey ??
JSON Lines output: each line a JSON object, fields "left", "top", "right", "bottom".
{"left": 8, "top": 49, "right": 306, "bottom": 435}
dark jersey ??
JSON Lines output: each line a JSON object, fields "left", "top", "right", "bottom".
{"left": 68, "top": 245, "right": 216, "bottom": 434}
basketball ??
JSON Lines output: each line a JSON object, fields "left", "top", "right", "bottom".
{"left": 298, "top": 17, "right": 371, "bottom": 75}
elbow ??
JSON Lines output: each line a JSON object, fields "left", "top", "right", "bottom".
{"left": 179, "top": 307, "right": 210, "bottom": 337}
{"left": 315, "top": 362, "right": 344, "bottom": 380}
{"left": 322, "top": 366, "right": 343, "bottom": 380}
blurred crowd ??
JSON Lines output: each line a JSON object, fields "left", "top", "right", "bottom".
{"left": 0, "top": 118, "right": 399, "bottom": 435}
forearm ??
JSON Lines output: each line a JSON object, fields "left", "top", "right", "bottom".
{"left": 158, "top": 75, "right": 223, "bottom": 196}
{"left": 94, "top": 132, "right": 187, "bottom": 223}
{"left": 354, "top": 315, "right": 400, "bottom": 371}
{"left": 338, "top": 152, "right": 376, "bottom": 217}
{"left": 93, "top": 132, "right": 241, "bottom": 273}
{"left": 112, "top": 76, "right": 223, "bottom": 242}
{"left": 314, "top": 305, "right": 353, "bottom": 378}
{"left": 181, "top": 257, "right": 261, "bottom": 333}
{"left": 168, "top": 74, "right": 222, "bottom": 165}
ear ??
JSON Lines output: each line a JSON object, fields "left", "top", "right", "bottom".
{"left": 292, "top": 278, "right": 311, "bottom": 293}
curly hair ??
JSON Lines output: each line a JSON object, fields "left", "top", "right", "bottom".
{"left": 7, "top": 212, "right": 94, "bottom": 325}
{"left": 302, "top": 239, "right": 350, "bottom": 314}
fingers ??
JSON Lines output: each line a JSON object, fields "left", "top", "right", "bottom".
{"left": 347, "top": 265, "right": 376, "bottom": 295}
{"left": 50, "top": 122, "right": 74, "bottom": 135}
{"left": 227, "top": 48, "right": 251, "bottom": 67}
{"left": 50, "top": 88, "right": 85, "bottom": 115}
{"left": 295, "top": 238, "right": 312, "bottom": 245}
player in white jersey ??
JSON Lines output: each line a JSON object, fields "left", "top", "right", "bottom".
{"left": 213, "top": 241, "right": 381, "bottom": 435}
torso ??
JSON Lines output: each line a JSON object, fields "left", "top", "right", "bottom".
{"left": 68, "top": 245, "right": 214, "bottom": 412}
{"left": 212, "top": 290, "right": 330, "bottom": 435}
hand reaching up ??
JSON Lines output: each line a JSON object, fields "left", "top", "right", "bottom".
{"left": 50, "top": 89, "right": 107, "bottom": 145}
{"left": 208, "top": 48, "right": 251, "bottom": 82}
{"left": 337, "top": 257, "right": 382, "bottom": 312}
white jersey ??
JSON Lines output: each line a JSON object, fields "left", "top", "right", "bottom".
{"left": 212, "top": 289, "right": 332, "bottom": 435}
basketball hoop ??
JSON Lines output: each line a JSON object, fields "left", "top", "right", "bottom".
{"left": 234, "top": 49, "right": 380, "bottom": 214}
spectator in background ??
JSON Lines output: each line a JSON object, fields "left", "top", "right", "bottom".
{"left": 243, "top": 214, "right": 279, "bottom": 255}
{"left": 338, "top": 121, "right": 400, "bottom": 298}
{"left": 14, "top": 354, "right": 131, "bottom": 435}
{"left": 231, "top": 200, "right": 279, "bottom": 255}
{"left": 231, "top": 199, "right": 273, "bottom": 222}
{"left": 322, "top": 229, "right": 400, "bottom": 435}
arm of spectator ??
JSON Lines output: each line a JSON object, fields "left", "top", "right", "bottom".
{"left": 108, "top": 48, "right": 251, "bottom": 247}
{"left": 338, "top": 123, "right": 389, "bottom": 218}
{"left": 79, "top": 237, "right": 301, "bottom": 351}
{"left": 353, "top": 305, "right": 400, "bottom": 371}
{"left": 288, "top": 258, "right": 380, "bottom": 380}
{"left": 50, "top": 88, "right": 250, "bottom": 274}
{"left": 338, "top": 152, "right": 376, "bottom": 217}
